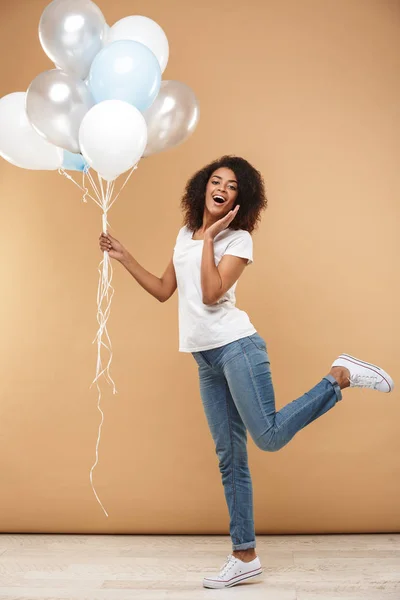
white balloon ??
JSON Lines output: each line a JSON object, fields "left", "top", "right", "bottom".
{"left": 79, "top": 100, "right": 147, "bottom": 181}
{"left": 108, "top": 15, "right": 169, "bottom": 73}
{"left": 103, "top": 23, "right": 110, "bottom": 45}
{"left": 0, "top": 92, "right": 63, "bottom": 170}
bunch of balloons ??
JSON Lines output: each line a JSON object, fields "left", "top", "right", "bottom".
{"left": 0, "top": 0, "right": 200, "bottom": 181}
{"left": 0, "top": 0, "right": 200, "bottom": 518}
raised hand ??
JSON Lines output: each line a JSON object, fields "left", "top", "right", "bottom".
{"left": 205, "top": 205, "right": 240, "bottom": 241}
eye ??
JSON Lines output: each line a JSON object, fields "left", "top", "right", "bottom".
{"left": 229, "top": 185, "right": 237, "bottom": 191}
{"left": 211, "top": 180, "right": 219, "bottom": 185}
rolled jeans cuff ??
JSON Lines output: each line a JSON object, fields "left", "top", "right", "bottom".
{"left": 324, "top": 374, "right": 343, "bottom": 402}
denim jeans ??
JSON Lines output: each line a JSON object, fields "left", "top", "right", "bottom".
{"left": 192, "top": 332, "right": 342, "bottom": 551}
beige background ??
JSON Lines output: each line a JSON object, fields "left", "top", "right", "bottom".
{"left": 0, "top": 0, "right": 399, "bottom": 534}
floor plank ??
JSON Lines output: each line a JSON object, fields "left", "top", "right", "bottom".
{"left": 0, "top": 534, "right": 399, "bottom": 599}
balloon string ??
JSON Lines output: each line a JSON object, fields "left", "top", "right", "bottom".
{"left": 85, "top": 169, "right": 103, "bottom": 206}
{"left": 89, "top": 382, "right": 108, "bottom": 518}
{"left": 88, "top": 174, "right": 120, "bottom": 518}
{"left": 109, "top": 163, "right": 138, "bottom": 210}
{"left": 82, "top": 169, "right": 89, "bottom": 204}
{"left": 58, "top": 168, "right": 98, "bottom": 205}
{"left": 59, "top": 165, "right": 139, "bottom": 518}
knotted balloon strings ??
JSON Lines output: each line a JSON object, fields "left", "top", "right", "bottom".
{"left": 59, "top": 164, "right": 138, "bottom": 518}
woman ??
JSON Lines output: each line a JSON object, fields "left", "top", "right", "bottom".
{"left": 99, "top": 155, "right": 394, "bottom": 589}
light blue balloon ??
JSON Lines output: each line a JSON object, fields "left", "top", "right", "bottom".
{"left": 62, "top": 150, "right": 87, "bottom": 172}
{"left": 88, "top": 40, "right": 161, "bottom": 112}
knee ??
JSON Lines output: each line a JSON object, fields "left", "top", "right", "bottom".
{"left": 216, "top": 448, "right": 232, "bottom": 473}
{"left": 255, "top": 435, "right": 285, "bottom": 453}
{"left": 216, "top": 448, "right": 248, "bottom": 472}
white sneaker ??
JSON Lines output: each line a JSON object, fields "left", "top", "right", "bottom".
{"left": 332, "top": 353, "right": 394, "bottom": 393}
{"left": 203, "top": 554, "right": 263, "bottom": 589}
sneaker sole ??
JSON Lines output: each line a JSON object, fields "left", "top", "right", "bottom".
{"left": 203, "top": 567, "right": 263, "bottom": 589}
{"left": 339, "top": 354, "right": 394, "bottom": 393}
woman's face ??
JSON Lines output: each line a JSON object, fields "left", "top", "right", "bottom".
{"left": 204, "top": 167, "right": 239, "bottom": 218}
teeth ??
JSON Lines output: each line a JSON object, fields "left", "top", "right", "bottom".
{"left": 214, "top": 196, "right": 225, "bottom": 203}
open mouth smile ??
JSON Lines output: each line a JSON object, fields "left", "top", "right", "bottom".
{"left": 213, "top": 195, "right": 227, "bottom": 205}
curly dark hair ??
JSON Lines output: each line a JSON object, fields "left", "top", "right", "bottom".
{"left": 181, "top": 155, "right": 267, "bottom": 234}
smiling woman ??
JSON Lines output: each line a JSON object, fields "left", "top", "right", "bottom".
{"left": 99, "top": 154, "right": 395, "bottom": 589}
{"left": 181, "top": 155, "right": 267, "bottom": 234}
{"left": 210, "top": 172, "right": 238, "bottom": 203}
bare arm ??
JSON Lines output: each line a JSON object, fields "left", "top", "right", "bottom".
{"left": 99, "top": 233, "right": 177, "bottom": 303}
{"left": 121, "top": 253, "right": 177, "bottom": 303}
{"left": 198, "top": 206, "right": 248, "bottom": 305}
{"left": 201, "top": 237, "right": 247, "bottom": 305}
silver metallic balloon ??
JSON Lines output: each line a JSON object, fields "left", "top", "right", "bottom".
{"left": 39, "top": 0, "right": 106, "bottom": 80}
{"left": 26, "top": 69, "right": 94, "bottom": 153}
{"left": 143, "top": 81, "right": 200, "bottom": 157}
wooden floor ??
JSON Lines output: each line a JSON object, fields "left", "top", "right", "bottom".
{"left": 0, "top": 534, "right": 399, "bottom": 599}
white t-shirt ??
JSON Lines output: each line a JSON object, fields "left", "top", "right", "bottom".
{"left": 173, "top": 226, "right": 257, "bottom": 352}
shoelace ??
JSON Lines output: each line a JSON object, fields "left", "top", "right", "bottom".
{"left": 219, "top": 554, "right": 237, "bottom": 578}
{"left": 349, "top": 373, "right": 379, "bottom": 389}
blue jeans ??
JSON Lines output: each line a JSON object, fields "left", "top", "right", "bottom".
{"left": 192, "top": 333, "right": 342, "bottom": 551}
